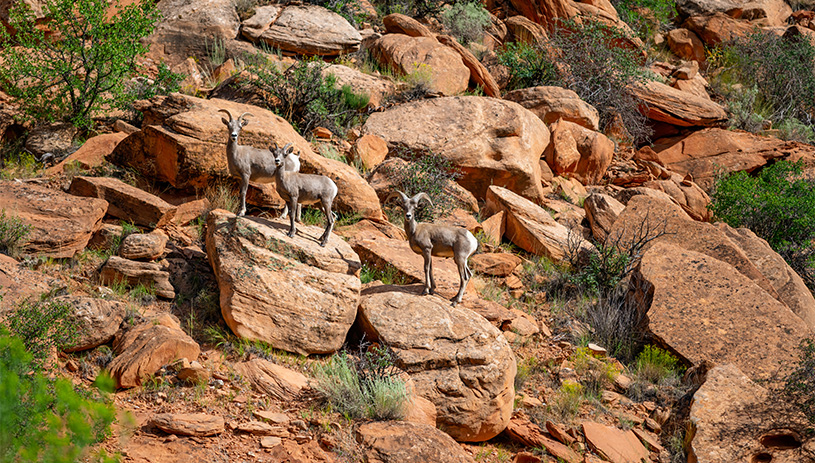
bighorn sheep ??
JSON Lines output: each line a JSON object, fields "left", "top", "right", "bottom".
{"left": 387, "top": 191, "right": 478, "bottom": 306}
{"left": 272, "top": 143, "right": 338, "bottom": 247}
{"left": 219, "top": 109, "right": 300, "bottom": 217}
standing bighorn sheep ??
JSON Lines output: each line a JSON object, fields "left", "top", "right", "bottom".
{"left": 219, "top": 109, "right": 300, "bottom": 217}
{"left": 387, "top": 191, "right": 478, "bottom": 306}
{"left": 272, "top": 144, "right": 338, "bottom": 247}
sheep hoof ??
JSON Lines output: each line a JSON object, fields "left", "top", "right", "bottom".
{"left": 421, "top": 288, "right": 431, "bottom": 295}
{"left": 287, "top": 230, "right": 295, "bottom": 238}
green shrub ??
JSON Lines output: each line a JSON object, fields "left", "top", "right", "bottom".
{"left": 0, "top": 330, "right": 117, "bottom": 463}
{"left": 313, "top": 346, "right": 408, "bottom": 421}
{"left": 612, "top": 0, "right": 677, "bottom": 41}
{"left": 440, "top": 2, "right": 491, "bottom": 45}
{"left": 497, "top": 19, "right": 653, "bottom": 142}
{"left": 783, "top": 338, "right": 815, "bottom": 423}
{"left": 710, "top": 160, "right": 815, "bottom": 289}
{"left": 4, "top": 298, "right": 80, "bottom": 365}
{"left": 496, "top": 42, "right": 560, "bottom": 93}
{"left": 719, "top": 30, "right": 815, "bottom": 128}
{"left": 385, "top": 149, "right": 463, "bottom": 221}
{"left": 246, "top": 57, "right": 369, "bottom": 137}
{"left": 0, "top": 210, "right": 33, "bottom": 258}
{"left": 0, "top": 0, "right": 161, "bottom": 129}
{"left": 710, "top": 161, "right": 815, "bottom": 250}
{"left": 634, "top": 345, "right": 682, "bottom": 384}
{"left": 123, "top": 62, "right": 185, "bottom": 105}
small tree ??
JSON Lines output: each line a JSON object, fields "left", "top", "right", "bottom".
{"left": 0, "top": 0, "right": 161, "bottom": 129}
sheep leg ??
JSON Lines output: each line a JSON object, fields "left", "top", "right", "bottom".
{"left": 238, "top": 176, "right": 249, "bottom": 217}
{"left": 421, "top": 249, "right": 434, "bottom": 295}
{"left": 287, "top": 197, "right": 298, "bottom": 238}
{"left": 318, "top": 198, "right": 335, "bottom": 247}
{"left": 296, "top": 203, "right": 302, "bottom": 223}
{"left": 452, "top": 254, "right": 470, "bottom": 306}
{"left": 280, "top": 204, "right": 289, "bottom": 220}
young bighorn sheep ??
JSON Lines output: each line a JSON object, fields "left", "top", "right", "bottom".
{"left": 272, "top": 144, "right": 338, "bottom": 247}
{"left": 219, "top": 109, "right": 300, "bottom": 217}
{"left": 387, "top": 190, "right": 478, "bottom": 306}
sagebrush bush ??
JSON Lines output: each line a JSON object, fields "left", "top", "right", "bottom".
{"left": 0, "top": 0, "right": 161, "bottom": 129}
{"left": 440, "top": 2, "right": 491, "bottom": 45}
{"left": 246, "top": 57, "right": 370, "bottom": 137}
{"left": 497, "top": 19, "right": 653, "bottom": 142}
{"left": 0, "top": 210, "right": 33, "bottom": 258}
{"left": 314, "top": 346, "right": 408, "bottom": 421}
{"left": 4, "top": 298, "right": 80, "bottom": 364}
{"left": 776, "top": 117, "right": 815, "bottom": 143}
{"left": 718, "top": 30, "right": 815, "bottom": 128}
{"left": 0, "top": 330, "right": 118, "bottom": 463}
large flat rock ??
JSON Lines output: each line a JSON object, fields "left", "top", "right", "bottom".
{"left": 633, "top": 241, "right": 811, "bottom": 381}
{"left": 206, "top": 210, "right": 360, "bottom": 355}
{"left": 356, "top": 421, "right": 477, "bottom": 463}
{"left": 0, "top": 181, "right": 107, "bottom": 258}
{"left": 689, "top": 364, "right": 812, "bottom": 463}
{"left": 357, "top": 286, "right": 516, "bottom": 442}
{"left": 69, "top": 176, "right": 175, "bottom": 228}
{"left": 649, "top": 128, "right": 815, "bottom": 190}
{"left": 362, "top": 96, "right": 550, "bottom": 203}
{"left": 244, "top": 4, "right": 361, "bottom": 56}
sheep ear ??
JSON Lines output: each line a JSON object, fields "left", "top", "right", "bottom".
{"left": 283, "top": 143, "right": 293, "bottom": 155}
{"left": 413, "top": 192, "right": 433, "bottom": 207}
{"left": 221, "top": 118, "right": 229, "bottom": 125}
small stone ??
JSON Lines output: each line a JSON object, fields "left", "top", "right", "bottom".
{"left": 254, "top": 411, "right": 290, "bottom": 425}
{"left": 66, "top": 360, "right": 79, "bottom": 372}
{"left": 312, "top": 127, "right": 332, "bottom": 139}
{"left": 236, "top": 421, "right": 276, "bottom": 435}
{"left": 520, "top": 395, "right": 543, "bottom": 408}
{"left": 614, "top": 374, "right": 632, "bottom": 392}
{"left": 645, "top": 417, "right": 662, "bottom": 434}
{"left": 587, "top": 343, "right": 607, "bottom": 357}
{"left": 260, "top": 436, "right": 282, "bottom": 448}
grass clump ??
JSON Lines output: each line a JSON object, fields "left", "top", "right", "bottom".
{"left": 0, "top": 209, "right": 33, "bottom": 258}
{"left": 571, "top": 347, "right": 621, "bottom": 396}
{"left": 440, "top": 2, "right": 491, "bottom": 46}
{"left": 633, "top": 345, "right": 683, "bottom": 385}
{"left": 497, "top": 19, "right": 653, "bottom": 142}
{"left": 313, "top": 345, "right": 408, "bottom": 421}
{"left": 359, "top": 263, "right": 411, "bottom": 285}
{"left": 0, "top": 330, "right": 118, "bottom": 463}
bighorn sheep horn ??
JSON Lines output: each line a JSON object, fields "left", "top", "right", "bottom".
{"left": 218, "top": 109, "right": 235, "bottom": 121}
